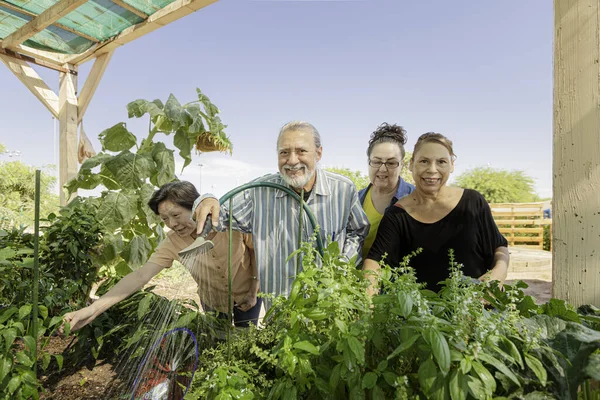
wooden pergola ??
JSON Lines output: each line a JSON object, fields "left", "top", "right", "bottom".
{"left": 0, "top": 0, "right": 218, "bottom": 204}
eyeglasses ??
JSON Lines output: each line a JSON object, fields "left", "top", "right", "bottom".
{"left": 368, "top": 160, "right": 400, "bottom": 169}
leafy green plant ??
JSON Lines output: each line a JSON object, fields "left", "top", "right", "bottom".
{"left": 0, "top": 304, "right": 64, "bottom": 400}
{"left": 64, "top": 88, "right": 232, "bottom": 278}
{"left": 39, "top": 197, "right": 105, "bottom": 311}
{"left": 0, "top": 227, "right": 35, "bottom": 307}
{"left": 184, "top": 239, "right": 600, "bottom": 399}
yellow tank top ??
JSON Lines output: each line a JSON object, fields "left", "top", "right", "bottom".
{"left": 362, "top": 188, "right": 384, "bottom": 260}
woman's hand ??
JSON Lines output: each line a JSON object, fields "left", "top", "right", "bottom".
{"left": 60, "top": 306, "right": 97, "bottom": 333}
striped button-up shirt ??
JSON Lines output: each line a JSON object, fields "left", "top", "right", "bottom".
{"left": 195, "top": 168, "right": 370, "bottom": 299}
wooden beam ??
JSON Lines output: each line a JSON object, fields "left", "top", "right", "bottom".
{"left": 0, "top": 0, "right": 99, "bottom": 43}
{"left": 0, "top": 41, "right": 67, "bottom": 65}
{"left": 111, "top": 0, "right": 149, "bottom": 19}
{"left": 78, "top": 51, "right": 113, "bottom": 123}
{"left": 553, "top": 0, "right": 600, "bottom": 307}
{"left": 2, "top": 0, "right": 89, "bottom": 49}
{"left": 59, "top": 63, "right": 79, "bottom": 205}
{"left": 0, "top": 47, "right": 75, "bottom": 74}
{"left": 0, "top": 53, "right": 59, "bottom": 118}
{"left": 67, "top": 0, "right": 218, "bottom": 65}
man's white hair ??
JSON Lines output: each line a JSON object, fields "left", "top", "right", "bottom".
{"left": 276, "top": 121, "right": 322, "bottom": 149}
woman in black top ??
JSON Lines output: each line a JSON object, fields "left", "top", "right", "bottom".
{"left": 363, "top": 132, "right": 509, "bottom": 293}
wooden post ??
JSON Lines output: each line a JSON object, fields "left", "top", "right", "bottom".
{"left": 59, "top": 64, "right": 78, "bottom": 205}
{"left": 553, "top": 0, "right": 600, "bottom": 307}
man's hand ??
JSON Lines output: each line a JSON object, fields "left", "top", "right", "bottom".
{"left": 235, "top": 292, "right": 258, "bottom": 312}
{"left": 194, "top": 197, "right": 221, "bottom": 235}
{"left": 59, "top": 306, "right": 97, "bottom": 334}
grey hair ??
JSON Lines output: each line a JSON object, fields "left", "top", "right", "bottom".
{"left": 276, "top": 121, "right": 322, "bottom": 149}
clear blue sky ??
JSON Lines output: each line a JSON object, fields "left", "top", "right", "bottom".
{"left": 0, "top": 0, "right": 553, "bottom": 198}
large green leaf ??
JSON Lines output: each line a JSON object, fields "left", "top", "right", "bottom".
{"left": 448, "top": 370, "right": 467, "bottom": 400}
{"left": 137, "top": 294, "right": 152, "bottom": 320}
{"left": 524, "top": 353, "right": 547, "bottom": 386}
{"left": 18, "top": 304, "right": 32, "bottom": 320}
{"left": 7, "top": 375, "right": 20, "bottom": 394}
{"left": 0, "top": 356, "right": 12, "bottom": 383}
{"left": 104, "top": 151, "right": 154, "bottom": 189}
{"left": 418, "top": 358, "right": 438, "bottom": 394}
{"left": 139, "top": 183, "right": 161, "bottom": 226}
{"left": 121, "top": 235, "right": 152, "bottom": 268}
{"left": 347, "top": 336, "right": 365, "bottom": 364}
{"left": 127, "top": 99, "right": 164, "bottom": 119}
{"left": 97, "top": 191, "right": 138, "bottom": 231}
{"left": 80, "top": 152, "right": 113, "bottom": 171}
{"left": 361, "top": 372, "right": 378, "bottom": 390}
{"left": 470, "top": 360, "right": 496, "bottom": 395}
{"left": 185, "top": 104, "right": 206, "bottom": 135}
{"left": 428, "top": 328, "right": 451, "bottom": 374}
{"left": 164, "top": 94, "right": 186, "bottom": 131}
{"left": 293, "top": 341, "right": 320, "bottom": 356}
{"left": 196, "top": 88, "right": 219, "bottom": 117}
{"left": 65, "top": 168, "right": 103, "bottom": 194}
{"left": 477, "top": 352, "right": 521, "bottom": 388}
{"left": 99, "top": 123, "right": 137, "bottom": 152}
{"left": 99, "top": 164, "right": 122, "bottom": 190}
{"left": 150, "top": 142, "right": 175, "bottom": 187}
{"left": 174, "top": 129, "right": 192, "bottom": 170}
{"left": 2, "top": 328, "right": 17, "bottom": 350}
{"left": 95, "top": 234, "right": 124, "bottom": 266}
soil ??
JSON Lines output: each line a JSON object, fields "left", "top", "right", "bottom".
{"left": 39, "top": 336, "right": 120, "bottom": 400}
{"left": 39, "top": 250, "right": 553, "bottom": 399}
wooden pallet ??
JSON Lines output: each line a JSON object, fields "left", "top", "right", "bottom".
{"left": 489, "top": 202, "right": 551, "bottom": 250}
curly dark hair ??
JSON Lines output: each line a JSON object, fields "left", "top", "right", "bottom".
{"left": 366, "top": 122, "right": 408, "bottom": 159}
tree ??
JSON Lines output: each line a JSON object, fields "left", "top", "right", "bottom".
{"left": 325, "top": 167, "right": 370, "bottom": 190}
{"left": 454, "top": 166, "right": 539, "bottom": 203}
{"left": 401, "top": 151, "right": 414, "bottom": 185}
{"left": 0, "top": 146, "right": 59, "bottom": 229}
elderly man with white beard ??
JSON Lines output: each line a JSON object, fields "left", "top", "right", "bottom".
{"left": 193, "top": 121, "right": 369, "bottom": 302}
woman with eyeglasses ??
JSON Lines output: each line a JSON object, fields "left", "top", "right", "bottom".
{"left": 363, "top": 132, "right": 509, "bottom": 294}
{"left": 358, "top": 123, "right": 415, "bottom": 261}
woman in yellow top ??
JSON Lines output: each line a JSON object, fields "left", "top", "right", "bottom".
{"left": 358, "top": 123, "right": 415, "bottom": 260}
{"left": 62, "top": 181, "right": 261, "bottom": 330}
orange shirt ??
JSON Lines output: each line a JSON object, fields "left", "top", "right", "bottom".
{"left": 148, "top": 230, "right": 256, "bottom": 313}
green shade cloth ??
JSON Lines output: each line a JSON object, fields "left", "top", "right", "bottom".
{"left": 0, "top": 0, "right": 176, "bottom": 54}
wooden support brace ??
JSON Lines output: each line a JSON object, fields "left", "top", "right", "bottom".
{"left": 0, "top": 53, "right": 59, "bottom": 118}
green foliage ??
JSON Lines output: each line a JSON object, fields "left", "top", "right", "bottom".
{"left": 0, "top": 227, "right": 36, "bottom": 307}
{"left": 39, "top": 197, "right": 105, "bottom": 311}
{"left": 402, "top": 151, "right": 414, "bottom": 185}
{"left": 325, "top": 167, "right": 370, "bottom": 190}
{"left": 0, "top": 303, "right": 65, "bottom": 399}
{"left": 185, "top": 240, "right": 599, "bottom": 399}
{"left": 0, "top": 158, "right": 58, "bottom": 230}
{"left": 326, "top": 151, "right": 413, "bottom": 190}
{"left": 64, "top": 88, "right": 231, "bottom": 278}
{"left": 454, "top": 166, "right": 539, "bottom": 203}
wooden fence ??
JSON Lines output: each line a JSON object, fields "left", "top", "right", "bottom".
{"left": 489, "top": 202, "right": 552, "bottom": 250}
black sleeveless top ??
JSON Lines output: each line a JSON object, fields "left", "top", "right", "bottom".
{"left": 367, "top": 189, "right": 508, "bottom": 291}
